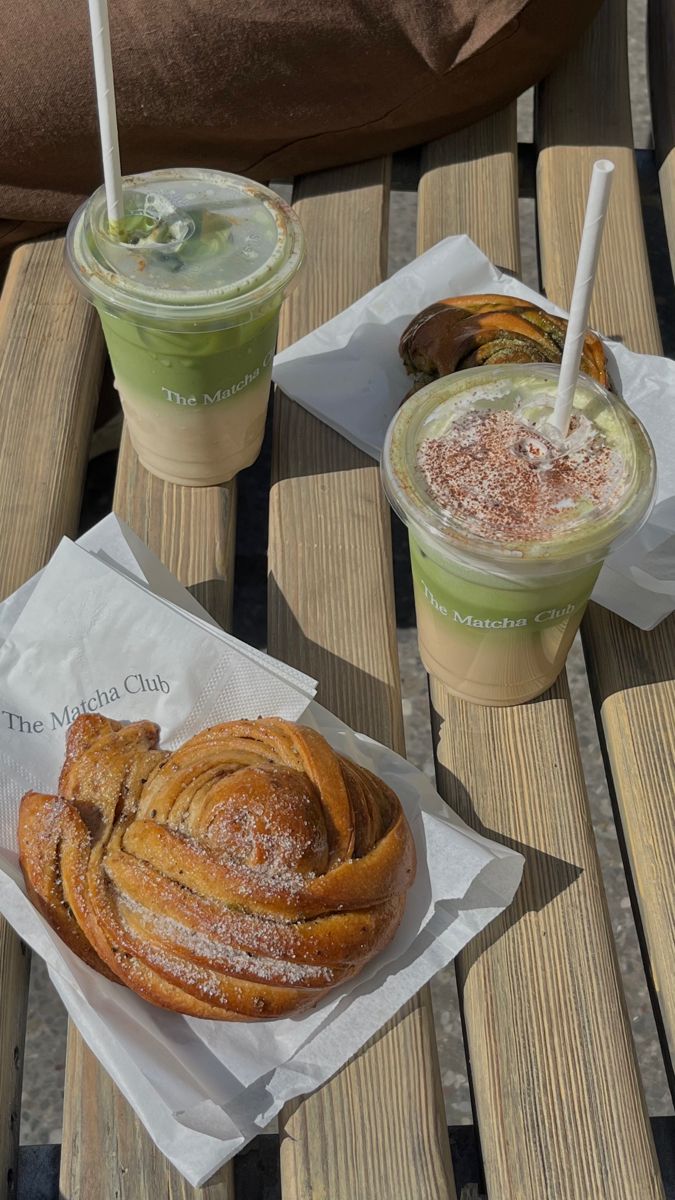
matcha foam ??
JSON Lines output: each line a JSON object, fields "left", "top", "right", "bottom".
{"left": 386, "top": 365, "right": 654, "bottom": 570}
{"left": 67, "top": 168, "right": 304, "bottom": 325}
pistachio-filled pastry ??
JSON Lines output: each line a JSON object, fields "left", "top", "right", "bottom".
{"left": 400, "top": 293, "right": 610, "bottom": 395}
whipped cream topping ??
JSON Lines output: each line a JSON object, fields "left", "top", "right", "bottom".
{"left": 417, "top": 405, "right": 624, "bottom": 543}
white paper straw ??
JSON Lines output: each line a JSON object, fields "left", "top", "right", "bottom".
{"left": 87, "top": 0, "right": 124, "bottom": 233}
{"left": 552, "top": 159, "right": 615, "bottom": 435}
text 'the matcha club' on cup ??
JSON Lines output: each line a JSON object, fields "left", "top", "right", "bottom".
{"left": 66, "top": 168, "right": 304, "bottom": 486}
{"left": 382, "top": 363, "right": 656, "bottom": 706}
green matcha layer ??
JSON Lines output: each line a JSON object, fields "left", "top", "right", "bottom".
{"left": 410, "top": 534, "right": 601, "bottom": 634}
{"left": 98, "top": 304, "right": 280, "bottom": 409}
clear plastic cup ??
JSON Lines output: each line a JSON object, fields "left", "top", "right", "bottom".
{"left": 66, "top": 168, "right": 304, "bottom": 485}
{"left": 382, "top": 363, "right": 656, "bottom": 706}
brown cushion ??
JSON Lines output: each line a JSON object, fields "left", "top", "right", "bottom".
{"left": 0, "top": 0, "right": 601, "bottom": 226}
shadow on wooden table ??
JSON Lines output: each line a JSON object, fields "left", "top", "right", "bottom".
{"left": 266, "top": 573, "right": 406, "bottom": 752}
{"left": 429, "top": 703, "right": 583, "bottom": 957}
{"left": 583, "top": 601, "right": 675, "bottom": 698}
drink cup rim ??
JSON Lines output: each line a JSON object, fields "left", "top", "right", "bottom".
{"left": 65, "top": 168, "right": 304, "bottom": 328}
{"left": 381, "top": 363, "right": 656, "bottom": 578}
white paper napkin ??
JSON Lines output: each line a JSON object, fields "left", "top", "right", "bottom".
{"left": 0, "top": 516, "right": 523, "bottom": 1185}
{"left": 273, "top": 235, "right": 675, "bottom": 629}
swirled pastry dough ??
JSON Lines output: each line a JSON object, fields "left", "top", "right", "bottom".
{"left": 19, "top": 714, "right": 416, "bottom": 1020}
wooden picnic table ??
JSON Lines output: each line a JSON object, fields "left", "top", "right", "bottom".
{"left": 1, "top": 0, "right": 674, "bottom": 1196}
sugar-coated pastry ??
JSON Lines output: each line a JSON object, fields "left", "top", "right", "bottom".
{"left": 18, "top": 714, "right": 415, "bottom": 1020}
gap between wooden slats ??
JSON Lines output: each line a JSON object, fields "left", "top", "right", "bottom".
{"left": 419, "top": 79, "right": 664, "bottom": 1198}
{"left": 648, "top": 0, "right": 675, "bottom": 275}
{"left": 59, "top": 440, "right": 236, "bottom": 1196}
{"left": 269, "top": 161, "right": 456, "bottom": 1200}
{"left": 536, "top": 0, "right": 675, "bottom": 1100}
{"left": 0, "top": 925, "right": 29, "bottom": 1200}
{"left": 0, "top": 237, "right": 104, "bottom": 1200}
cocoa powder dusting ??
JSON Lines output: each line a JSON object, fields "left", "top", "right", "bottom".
{"left": 418, "top": 410, "right": 621, "bottom": 543}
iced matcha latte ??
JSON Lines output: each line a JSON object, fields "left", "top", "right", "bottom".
{"left": 66, "top": 169, "right": 304, "bottom": 485}
{"left": 382, "top": 364, "right": 655, "bottom": 705}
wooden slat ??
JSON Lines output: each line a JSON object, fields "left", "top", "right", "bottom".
{"left": 60, "top": 445, "right": 236, "bottom": 1199}
{"left": 418, "top": 95, "right": 665, "bottom": 1197}
{"left": 59, "top": 1031, "right": 233, "bottom": 1200}
{"left": 536, "top": 0, "right": 675, "bottom": 1088}
{"left": 0, "top": 239, "right": 104, "bottom": 592}
{"left": 649, "top": 0, "right": 675, "bottom": 275}
{"left": 536, "top": 14, "right": 660, "bottom": 354}
{"left": 419, "top": 106, "right": 520, "bottom": 274}
{"left": 0, "top": 237, "right": 104, "bottom": 1200}
{"left": 269, "top": 161, "right": 456, "bottom": 1200}
{"left": 113, "top": 429, "right": 236, "bottom": 629}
